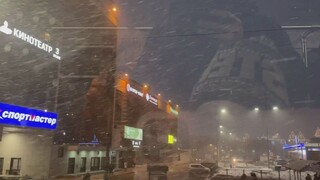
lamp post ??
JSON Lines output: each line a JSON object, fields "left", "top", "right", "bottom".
{"left": 217, "top": 108, "right": 227, "bottom": 164}
{"left": 254, "top": 106, "right": 279, "bottom": 169}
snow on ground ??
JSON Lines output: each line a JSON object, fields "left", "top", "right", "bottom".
{"left": 216, "top": 162, "right": 316, "bottom": 179}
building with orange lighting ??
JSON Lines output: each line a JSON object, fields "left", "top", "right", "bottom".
{"left": 110, "top": 74, "right": 179, "bottom": 167}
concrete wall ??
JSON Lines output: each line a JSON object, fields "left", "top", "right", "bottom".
{"left": 49, "top": 145, "right": 106, "bottom": 177}
{"left": 0, "top": 127, "right": 52, "bottom": 179}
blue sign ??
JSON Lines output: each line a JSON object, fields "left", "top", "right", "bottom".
{"left": 283, "top": 143, "right": 305, "bottom": 150}
{"left": 0, "top": 102, "right": 57, "bottom": 130}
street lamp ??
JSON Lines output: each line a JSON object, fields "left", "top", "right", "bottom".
{"left": 220, "top": 108, "right": 227, "bottom": 114}
{"left": 219, "top": 125, "right": 223, "bottom": 128}
{"left": 220, "top": 131, "right": 223, "bottom": 134}
{"left": 254, "top": 106, "right": 279, "bottom": 169}
{"left": 229, "top": 132, "right": 232, "bottom": 136}
{"left": 272, "top": 106, "right": 279, "bottom": 111}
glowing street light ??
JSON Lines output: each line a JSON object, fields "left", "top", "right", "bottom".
{"left": 272, "top": 106, "right": 279, "bottom": 111}
{"left": 254, "top": 107, "right": 259, "bottom": 112}
{"left": 220, "top": 108, "right": 227, "bottom": 114}
{"left": 124, "top": 73, "right": 128, "bottom": 77}
{"left": 144, "top": 84, "right": 148, "bottom": 88}
{"left": 112, "top": 7, "right": 117, "bottom": 12}
{"left": 229, "top": 132, "right": 232, "bottom": 136}
{"left": 220, "top": 131, "right": 223, "bottom": 134}
{"left": 157, "top": 93, "right": 161, "bottom": 96}
{"left": 219, "top": 125, "right": 223, "bottom": 128}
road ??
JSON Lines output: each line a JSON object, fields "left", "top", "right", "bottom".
{"left": 79, "top": 163, "right": 210, "bottom": 180}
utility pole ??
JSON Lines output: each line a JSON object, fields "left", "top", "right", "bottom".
{"left": 267, "top": 127, "right": 270, "bottom": 169}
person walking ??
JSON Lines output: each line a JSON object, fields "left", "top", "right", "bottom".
{"left": 250, "top": 172, "right": 258, "bottom": 180}
{"left": 306, "top": 173, "right": 312, "bottom": 180}
{"left": 240, "top": 173, "right": 247, "bottom": 179}
{"left": 83, "top": 172, "right": 90, "bottom": 180}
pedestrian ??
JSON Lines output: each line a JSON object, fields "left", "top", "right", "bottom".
{"left": 306, "top": 173, "right": 312, "bottom": 180}
{"left": 109, "top": 163, "right": 115, "bottom": 175}
{"left": 250, "top": 172, "right": 258, "bottom": 180}
{"left": 313, "top": 173, "right": 317, "bottom": 180}
{"left": 124, "top": 161, "right": 128, "bottom": 171}
{"left": 240, "top": 173, "right": 247, "bottom": 179}
{"left": 83, "top": 172, "right": 90, "bottom": 180}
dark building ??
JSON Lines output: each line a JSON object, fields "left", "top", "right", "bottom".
{"left": 190, "top": 37, "right": 290, "bottom": 109}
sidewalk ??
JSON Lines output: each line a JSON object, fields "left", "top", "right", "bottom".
{"left": 54, "top": 169, "right": 135, "bottom": 180}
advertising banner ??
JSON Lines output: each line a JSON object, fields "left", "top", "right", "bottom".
{"left": 124, "top": 125, "right": 143, "bottom": 141}
{"left": 0, "top": 102, "right": 57, "bottom": 130}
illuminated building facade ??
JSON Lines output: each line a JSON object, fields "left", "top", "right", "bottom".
{"left": 0, "top": 0, "right": 117, "bottom": 178}
{"left": 110, "top": 74, "right": 179, "bottom": 167}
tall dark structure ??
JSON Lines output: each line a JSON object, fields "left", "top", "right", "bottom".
{"left": 130, "top": 0, "right": 308, "bottom": 109}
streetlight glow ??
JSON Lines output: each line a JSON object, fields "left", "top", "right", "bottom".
{"left": 124, "top": 73, "right": 128, "bottom": 77}
{"left": 219, "top": 125, "right": 223, "bottom": 128}
{"left": 112, "top": 7, "right": 117, "bottom": 12}
{"left": 144, "top": 84, "right": 148, "bottom": 88}
{"left": 254, "top": 107, "right": 259, "bottom": 112}
{"left": 220, "top": 108, "right": 227, "bottom": 114}
{"left": 220, "top": 131, "right": 223, "bottom": 134}
{"left": 229, "top": 132, "right": 232, "bottom": 135}
{"left": 273, "top": 106, "right": 279, "bottom": 111}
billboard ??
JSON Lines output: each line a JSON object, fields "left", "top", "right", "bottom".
{"left": 168, "top": 134, "right": 175, "bottom": 144}
{"left": 0, "top": 102, "right": 57, "bottom": 130}
{"left": 124, "top": 126, "right": 143, "bottom": 141}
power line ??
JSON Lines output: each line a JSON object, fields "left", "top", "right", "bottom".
{"left": 118, "top": 27, "right": 307, "bottom": 40}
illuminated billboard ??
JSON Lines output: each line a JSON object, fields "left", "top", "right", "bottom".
{"left": 0, "top": 102, "right": 57, "bottom": 130}
{"left": 0, "top": 21, "right": 61, "bottom": 60}
{"left": 124, "top": 126, "right": 143, "bottom": 141}
{"left": 168, "top": 134, "right": 175, "bottom": 144}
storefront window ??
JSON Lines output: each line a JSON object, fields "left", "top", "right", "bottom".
{"left": 0, "top": 158, "right": 3, "bottom": 175}
{"left": 90, "top": 157, "right": 100, "bottom": 171}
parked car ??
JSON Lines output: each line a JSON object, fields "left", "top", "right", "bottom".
{"left": 189, "top": 164, "right": 210, "bottom": 177}
{"left": 211, "top": 174, "right": 234, "bottom": 179}
{"left": 201, "top": 162, "right": 219, "bottom": 173}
